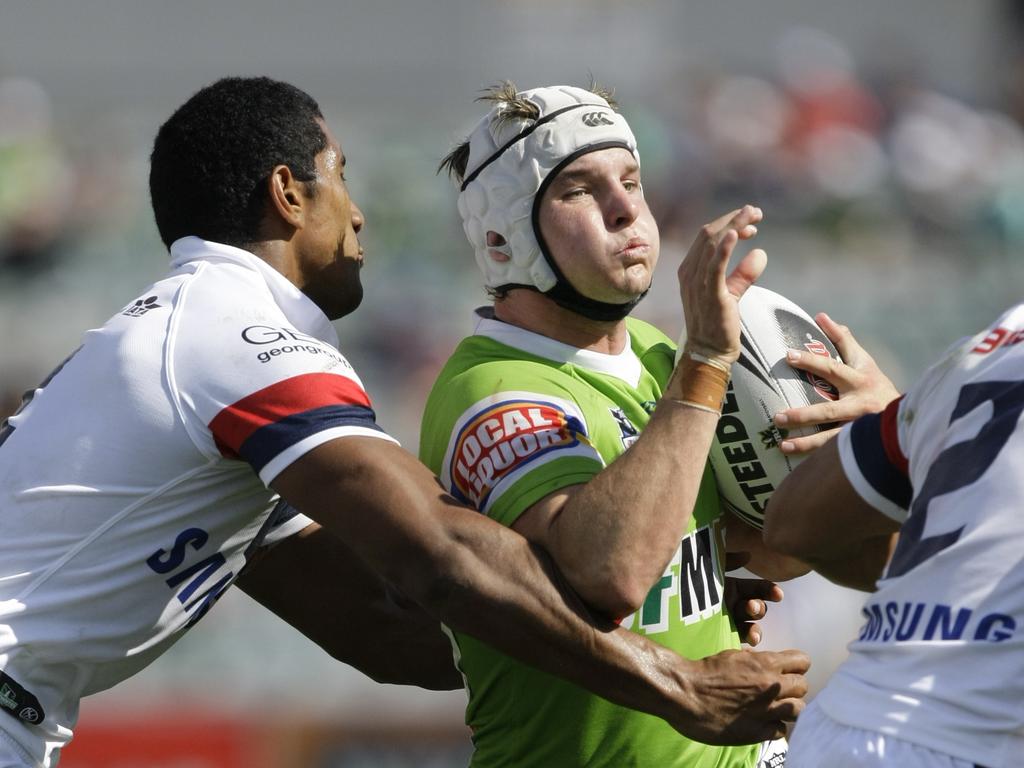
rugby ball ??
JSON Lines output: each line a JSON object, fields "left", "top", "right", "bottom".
{"left": 678, "top": 286, "right": 842, "bottom": 529}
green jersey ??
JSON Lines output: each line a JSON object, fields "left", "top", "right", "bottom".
{"left": 420, "top": 310, "right": 757, "bottom": 768}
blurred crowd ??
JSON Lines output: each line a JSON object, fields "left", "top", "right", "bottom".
{"left": 644, "top": 27, "right": 1024, "bottom": 252}
{"left": 7, "top": 26, "right": 1024, "bottom": 418}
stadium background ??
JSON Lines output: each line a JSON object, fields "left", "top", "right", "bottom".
{"left": 2, "top": 1, "right": 1023, "bottom": 765}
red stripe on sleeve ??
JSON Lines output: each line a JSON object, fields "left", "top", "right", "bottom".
{"left": 879, "top": 395, "right": 909, "bottom": 476}
{"left": 209, "top": 373, "right": 371, "bottom": 457}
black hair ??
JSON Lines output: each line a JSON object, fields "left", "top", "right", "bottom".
{"left": 149, "top": 76, "right": 326, "bottom": 248}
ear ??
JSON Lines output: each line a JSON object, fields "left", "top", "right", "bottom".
{"left": 486, "top": 230, "right": 511, "bottom": 263}
{"left": 267, "top": 164, "right": 307, "bottom": 229}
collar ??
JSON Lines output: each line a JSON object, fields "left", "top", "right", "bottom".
{"left": 169, "top": 236, "right": 338, "bottom": 346}
{"left": 472, "top": 307, "right": 642, "bottom": 388}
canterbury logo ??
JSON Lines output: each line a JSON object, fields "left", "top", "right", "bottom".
{"left": 581, "top": 111, "right": 614, "bottom": 127}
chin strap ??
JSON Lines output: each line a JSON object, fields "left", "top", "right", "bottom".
{"left": 544, "top": 279, "right": 647, "bottom": 322}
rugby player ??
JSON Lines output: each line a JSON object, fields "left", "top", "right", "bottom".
{"left": 766, "top": 306, "right": 1024, "bottom": 768}
{"left": 421, "top": 82, "right": 896, "bottom": 767}
{"left": 0, "top": 76, "right": 808, "bottom": 767}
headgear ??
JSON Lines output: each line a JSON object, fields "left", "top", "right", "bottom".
{"left": 457, "top": 85, "right": 645, "bottom": 321}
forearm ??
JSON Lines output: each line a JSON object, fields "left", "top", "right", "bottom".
{"left": 548, "top": 363, "right": 724, "bottom": 611}
{"left": 802, "top": 533, "right": 898, "bottom": 592}
{"left": 236, "top": 523, "right": 461, "bottom": 690}
{"left": 763, "top": 439, "right": 899, "bottom": 590}
{"left": 723, "top": 511, "right": 810, "bottom": 582}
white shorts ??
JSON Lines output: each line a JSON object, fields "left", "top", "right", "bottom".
{"left": 786, "top": 703, "right": 980, "bottom": 768}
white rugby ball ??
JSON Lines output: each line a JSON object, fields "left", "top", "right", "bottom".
{"left": 678, "top": 286, "right": 842, "bottom": 529}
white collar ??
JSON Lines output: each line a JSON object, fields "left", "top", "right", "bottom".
{"left": 473, "top": 307, "right": 642, "bottom": 388}
{"left": 169, "top": 236, "right": 338, "bottom": 346}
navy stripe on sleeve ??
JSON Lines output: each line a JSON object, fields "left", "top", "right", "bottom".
{"left": 238, "top": 403, "right": 384, "bottom": 474}
{"left": 849, "top": 412, "right": 913, "bottom": 510}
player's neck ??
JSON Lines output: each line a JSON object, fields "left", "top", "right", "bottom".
{"left": 493, "top": 291, "right": 629, "bottom": 354}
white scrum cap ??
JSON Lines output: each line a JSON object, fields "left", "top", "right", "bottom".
{"left": 456, "top": 85, "right": 640, "bottom": 293}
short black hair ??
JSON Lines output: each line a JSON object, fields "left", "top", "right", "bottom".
{"left": 149, "top": 76, "right": 326, "bottom": 249}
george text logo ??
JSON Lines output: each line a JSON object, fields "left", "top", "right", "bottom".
{"left": 241, "top": 325, "right": 351, "bottom": 368}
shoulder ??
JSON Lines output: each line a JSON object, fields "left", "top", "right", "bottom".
{"left": 419, "top": 336, "right": 588, "bottom": 464}
{"left": 626, "top": 317, "right": 677, "bottom": 382}
{"left": 426, "top": 336, "right": 579, "bottom": 414}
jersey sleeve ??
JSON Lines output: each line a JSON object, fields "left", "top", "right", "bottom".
{"left": 428, "top": 381, "right": 605, "bottom": 527}
{"left": 254, "top": 500, "right": 314, "bottom": 548}
{"left": 171, "top": 266, "right": 398, "bottom": 486}
{"left": 837, "top": 396, "right": 913, "bottom": 522}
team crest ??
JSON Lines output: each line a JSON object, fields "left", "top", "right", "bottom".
{"left": 610, "top": 407, "right": 639, "bottom": 449}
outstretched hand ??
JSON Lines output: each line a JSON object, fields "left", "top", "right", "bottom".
{"left": 775, "top": 312, "right": 900, "bottom": 454}
{"left": 678, "top": 205, "right": 767, "bottom": 367}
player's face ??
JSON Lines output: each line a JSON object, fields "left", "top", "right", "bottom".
{"left": 536, "top": 148, "right": 659, "bottom": 305}
{"left": 294, "top": 119, "right": 365, "bottom": 320}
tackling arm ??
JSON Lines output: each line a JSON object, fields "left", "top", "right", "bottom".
{"left": 236, "top": 521, "right": 461, "bottom": 690}
{"left": 272, "top": 435, "right": 810, "bottom": 744}
{"left": 762, "top": 439, "right": 900, "bottom": 592}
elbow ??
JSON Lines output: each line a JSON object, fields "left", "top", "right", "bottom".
{"left": 571, "top": 568, "right": 651, "bottom": 619}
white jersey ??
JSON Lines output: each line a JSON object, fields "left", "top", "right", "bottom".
{"left": 816, "top": 302, "right": 1024, "bottom": 768}
{"left": 0, "top": 237, "right": 396, "bottom": 766}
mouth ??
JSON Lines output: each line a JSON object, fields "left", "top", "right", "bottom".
{"left": 617, "top": 238, "right": 649, "bottom": 260}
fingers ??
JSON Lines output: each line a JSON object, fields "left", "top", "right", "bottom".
{"left": 766, "top": 694, "right": 806, "bottom": 723}
{"left": 725, "top": 247, "right": 767, "bottom": 300}
{"left": 678, "top": 204, "right": 766, "bottom": 365}
{"left": 785, "top": 347, "right": 851, "bottom": 387}
{"left": 779, "top": 426, "right": 841, "bottom": 455}
{"left": 686, "top": 205, "right": 764, "bottom": 279}
{"left": 729, "top": 578, "right": 784, "bottom": 608}
{"left": 771, "top": 648, "right": 812, "bottom": 674}
{"left": 745, "top": 622, "right": 763, "bottom": 647}
{"left": 703, "top": 205, "right": 763, "bottom": 239}
{"left": 815, "top": 312, "right": 865, "bottom": 365}
{"left": 727, "top": 578, "right": 783, "bottom": 646}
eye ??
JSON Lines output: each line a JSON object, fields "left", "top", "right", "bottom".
{"left": 622, "top": 179, "right": 640, "bottom": 192}
{"left": 563, "top": 187, "right": 588, "bottom": 200}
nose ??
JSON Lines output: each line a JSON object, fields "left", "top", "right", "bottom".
{"left": 351, "top": 201, "right": 365, "bottom": 233}
{"left": 604, "top": 184, "right": 639, "bottom": 231}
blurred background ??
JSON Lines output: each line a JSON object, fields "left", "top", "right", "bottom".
{"left": 3, "top": 0, "right": 1024, "bottom": 764}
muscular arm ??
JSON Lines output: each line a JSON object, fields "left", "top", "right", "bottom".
{"left": 236, "top": 522, "right": 460, "bottom": 690}
{"left": 513, "top": 206, "right": 769, "bottom": 616}
{"left": 272, "top": 435, "right": 809, "bottom": 744}
{"left": 721, "top": 510, "right": 810, "bottom": 582}
{"left": 762, "top": 439, "right": 900, "bottom": 591}
{"left": 513, "top": 395, "right": 722, "bottom": 615}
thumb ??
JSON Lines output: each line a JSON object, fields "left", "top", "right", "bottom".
{"left": 725, "top": 248, "right": 767, "bottom": 299}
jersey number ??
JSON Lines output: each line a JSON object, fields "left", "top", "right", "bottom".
{"left": 887, "top": 380, "right": 1024, "bottom": 578}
